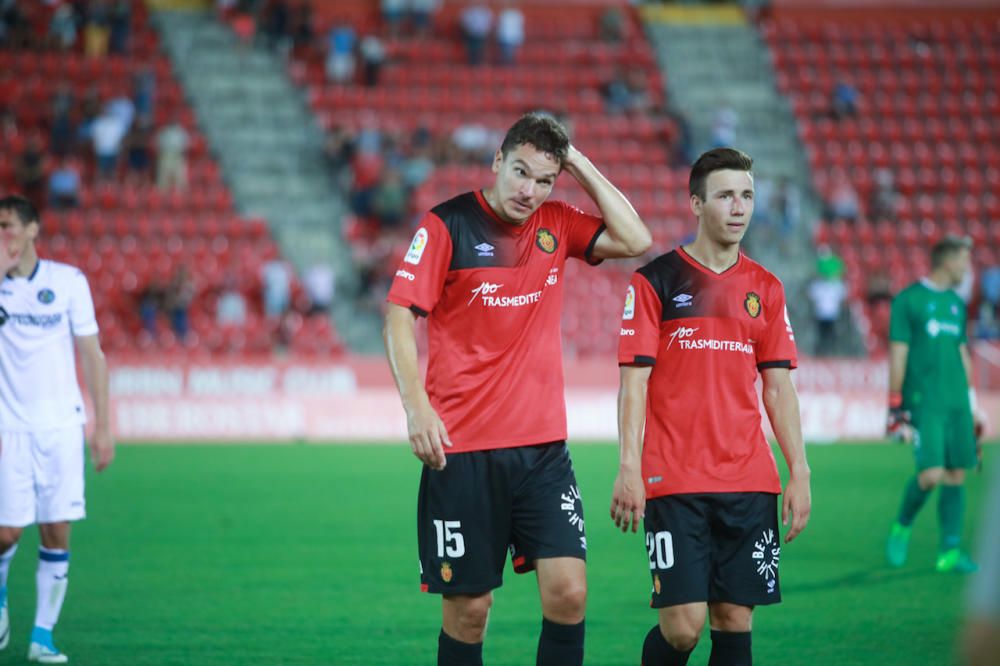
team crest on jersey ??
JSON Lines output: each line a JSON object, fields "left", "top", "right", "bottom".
{"left": 536, "top": 228, "right": 557, "bottom": 254}
{"left": 440, "top": 562, "right": 453, "bottom": 583}
{"left": 653, "top": 574, "right": 662, "bottom": 595}
{"left": 404, "top": 228, "right": 429, "bottom": 265}
{"left": 37, "top": 288, "right": 55, "bottom": 305}
{"left": 744, "top": 292, "right": 761, "bottom": 318}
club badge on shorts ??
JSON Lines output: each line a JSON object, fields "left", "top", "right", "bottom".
{"left": 744, "top": 291, "right": 761, "bottom": 318}
{"left": 440, "top": 562, "right": 453, "bottom": 583}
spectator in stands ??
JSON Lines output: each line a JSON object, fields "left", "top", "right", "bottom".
{"left": 133, "top": 67, "right": 157, "bottom": 119}
{"left": 599, "top": 7, "right": 627, "bottom": 43}
{"left": 451, "top": 122, "right": 497, "bottom": 164}
{"left": 460, "top": 3, "right": 492, "bottom": 66}
{"left": 48, "top": 2, "right": 78, "bottom": 51}
{"left": 76, "top": 86, "right": 102, "bottom": 147}
{"left": 809, "top": 248, "right": 847, "bottom": 356}
{"left": 400, "top": 142, "right": 435, "bottom": 190}
{"left": 662, "top": 104, "right": 693, "bottom": 167}
{"left": 324, "top": 125, "right": 356, "bottom": 189}
{"left": 409, "top": 0, "right": 440, "bottom": 38}
{"left": 261, "top": 258, "right": 292, "bottom": 320}
{"left": 47, "top": 159, "right": 82, "bottom": 210}
{"left": 139, "top": 276, "right": 166, "bottom": 336}
{"left": 0, "top": 0, "right": 29, "bottom": 49}
{"left": 371, "top": 168, "right": 408, "bottom": 229}
{"left": 866, "top": 271, "right": 893, "bottom": 306}
{"left": 710, "top": 104, "right": 738, "bottom": 148}
{"left": 495, "top": 3, "right": 524, "bottom": 65}
{"left": 869, "top": 168, "right": 899, "bottom": 221}
{"left": 603, "top": 69, "right": 652, "bottom": 115}
{"left": 50, "top": 84, "right": 75, "bottom": 158}
{"left": 976, "top": 266, "right": 1000, "bottom": 340}
{"left": 381, "top": 0, "right": 406, "bottom": 39}
{"left": 0, "top": 106, "right": 17, "bottom": 141}
{"left": 109, "top": 0, "right": 131, "bottom": 54}
{"left": 826, "top": 169, "right": 860, "bottom": 222}
{"left": 770, "top": 176, "right": 800, "bottom": 238}
{"left": 125, "top": 115, "right": 154, "bottom": 183}
{"left": 156, "top": 116, "right": 190, "bottom": 192}
{"left": 84, "top": 0, "right": 112, "bottom": 58}
{"left": 92, "top": 110, "right": 124, "bottom": 180}
{"left": 303, "top": 262, "right": 335, "bottom": 316}
{"left": 359, "top": 33, "right": 387, "bottom": 87}
{"left": 326, "top": 20, "right": 357, "bottom": 84}
{"left": 216, "top": 275, "right": 248, "bottom": 326}
{"left": 15, "top": 137, "right": 46, "bottom": 207}
{"left": 291, "top": 1, "right": 314, "bottom": 50}
{"left": 165, "top": 265, "right": 195, "bottom": 341}
{"left": 831, "top": 80, "right": 859, "bottom": 119}
{"left": 263, "top": 0, "right": 290, "bottom": 52}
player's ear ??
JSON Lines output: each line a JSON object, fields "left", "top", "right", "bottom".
{"left": 491, "top": 149, "right": 504, "bottom": 174}
{"left": 26, "top": 220, "right": 40, "bottom": 241}
{"left": 689, "top": 194, "right": 702, "bottom": 217}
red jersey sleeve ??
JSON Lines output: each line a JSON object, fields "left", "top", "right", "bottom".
{"left": 559, "top": 202, "right": 606, "bottom": 265}
{"left": 618, "top": 272, "right": 661, "bottom": 366}
{"left": 755, "top": 280, "right": 798, "bottom": 370}
{"left": 386, "top": 213, "right": 453, "bottom": 316}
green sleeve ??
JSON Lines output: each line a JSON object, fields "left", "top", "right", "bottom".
{"left": 888, "top": 290, "right": 911, "bottom": 344}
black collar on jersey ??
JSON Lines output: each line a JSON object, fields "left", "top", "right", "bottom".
{"left": 27, "top": 259, "right": 40, "bottom": 281}
{"left": 678, "top": 245, "right": 743, "bottom": 278}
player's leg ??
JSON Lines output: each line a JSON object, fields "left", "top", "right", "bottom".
{"left": 417, "top": 450, "right": 509, "bottom": 666}
{"left": 936, "top": 408, "right": 979, "bottom": 573}
{"left": 888, "top": 412, "right": 946, "bottom": 566}
{"left": 535, "top": 557, "right": 586, "bottom": 666}
{"left": 708, "top": 493, "right": 783, "bottom": 666}
{"left": 28, "top": 427, "right": 85, "bottom": 664}
{"left": 645, "top": 603, "right": 707, "bottom": 665}
{"left": 707, "top": 603, "right": 753, "bottom": 666}
{"left": 0, "top": 431, "right": 38, "bottom": 653}
{"left": 507, "top": 442, "right": 587, "bottom": 666}
{"left": 642, "top": 495, "right": 714, "bottom": 665}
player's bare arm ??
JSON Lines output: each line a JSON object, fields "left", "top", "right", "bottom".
{"left": 761, "top": 367, "right": 811, "bottom": 543}
{"left": 76, "top": 334, "right": 115, "bottom": 472}
{"left": 561, "top": 145, "right": 652, "bottom": 260}
{"left": 383, "top": 303, "right": 451, "bottom": 470}
{"left": 611, "top": 365, "right": 652, "bottom": 533}
{"left": 887, "top": 341, "right": 912, "bottom": 441}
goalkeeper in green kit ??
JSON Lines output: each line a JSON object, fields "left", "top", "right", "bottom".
{"left": 886, "top": 235, "right": 985, "bottom": 573}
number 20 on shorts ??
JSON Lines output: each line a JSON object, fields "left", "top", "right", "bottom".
{"left": 647, "top": 531, "right": 674, "bottom": 570}
{"left": 433, "top": 520, "right": 466, "bottom": 558}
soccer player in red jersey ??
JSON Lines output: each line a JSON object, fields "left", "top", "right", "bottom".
{"left": 612, "top": 148, "right": 811, "bottom": 666}
{"left": 384, "top": 113, "right": 652, "bottom": 666}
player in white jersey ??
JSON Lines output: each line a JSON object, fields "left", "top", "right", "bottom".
{"left": 0, "top": 196, "right": 114, "bottom": 664}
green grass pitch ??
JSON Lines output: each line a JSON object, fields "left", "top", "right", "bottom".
{"left": 0, "top": 442, "right": 992, "bottom": 665}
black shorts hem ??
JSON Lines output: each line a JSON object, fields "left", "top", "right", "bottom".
{"left": 421, "top": 580, "right": 503, "bottom": 595}
{"left": 513, "top": 551, "right": 586, "bottom": 574}
{"left": 709, "top": 595, "right": 781, "bottom": 607}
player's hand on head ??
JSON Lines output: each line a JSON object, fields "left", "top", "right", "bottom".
{"left": 610, "top": 467, "right": 646, "bottom": 533}
{"left": 405, "top": 400, "right": 452, "bottom": 471}
{"left": 782, "top": 474, "right": 811, "bottom": 543}
{"left": 89, "top": 428, "right": 115, "bottom": 472}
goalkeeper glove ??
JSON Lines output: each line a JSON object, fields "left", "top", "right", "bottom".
{"left": 887, "top": 391, "right": 911, "bottom": 441}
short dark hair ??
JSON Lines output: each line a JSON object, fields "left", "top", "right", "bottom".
{"left": 0, "top": 195, "right": 39, "bottom": 227}
{"left": 689, "top": 148, "right": 754, "bottom": 200}
{"left": 499, "top": 112, "right": 570, "bottom": 165}
{"left": 931, "top": 234, "right": 972, "bottom": 268}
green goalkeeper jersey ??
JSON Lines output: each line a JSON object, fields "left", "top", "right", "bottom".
{"left": 889, "top": 279, "right": 969, "bottom": 411}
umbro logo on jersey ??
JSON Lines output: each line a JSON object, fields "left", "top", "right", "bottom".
{"left": 474, "top": 242, "right": 495, "bottom": 257}
{"left": 672, "top": 293, "right": 693, "bottom": 308}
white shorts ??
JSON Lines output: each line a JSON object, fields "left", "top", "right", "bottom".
{"left": 0, "top": 427, "right": 86, "bottom": 527}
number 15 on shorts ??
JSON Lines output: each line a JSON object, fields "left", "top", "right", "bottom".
{"left": 433, "top": 519, "right": 466, "bottom": 558}
{"left": 647, "top": 530, "right": 674, "bottom": 570}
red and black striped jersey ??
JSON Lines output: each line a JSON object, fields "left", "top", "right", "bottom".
{"left": 618, "top": 247, "right": 797, "bottom": 497}
{"left": 388, "top": 190, "right": 605, "bottom": 453}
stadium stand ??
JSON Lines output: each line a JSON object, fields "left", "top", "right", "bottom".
{"left": 0, "top": 0, "right": 343, "bottom": 358}
{"left": 763, "top": 8, "right": 1000, "bottom": 353}
{"left": 291, "top": 0, "right": 690, "bottom": 356}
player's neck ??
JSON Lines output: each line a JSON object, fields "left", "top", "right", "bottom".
{"left": 925, "top": 270, "right": 953, "bottom": 291}
{"left": 683, "top": 236, "right": 740, "bottom": 274}
{"left": 8, "top": 246, "right": 39, "bottom": 279}
{"left": 480, "top": 187, "right": 520, "bottom": 226}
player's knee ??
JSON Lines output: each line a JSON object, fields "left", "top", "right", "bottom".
{"left": 662, "top": 624, "right": 701, "bottom": 652}
{"left": 541, "top": 580, "right": 587, "bottom": 623}
{"left": 0, "top": 526, "right": 23, "bottom": 551}
{"left": 709, "top": 603, "right": 753, "bottom": 632}
{"left": 919, "top": 468, "right": 944, "bottom": 490}
{"left": 446, "top": 594, "right": 493, "bottom": 641}
{"left": 942, "top": 469, "right": 966, "bottom": 485}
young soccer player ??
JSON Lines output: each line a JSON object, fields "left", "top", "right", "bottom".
{"left": 384, "top": 112, "right": 651, "bottom": 666}
{"left": 0, "top": 195, "right": 115, "bottom": 663}
{"left": 612, "top": 148, "right": 811, "bottom": 665}
{"left": 886, "top": 234, "right": 984, "bottom": 573}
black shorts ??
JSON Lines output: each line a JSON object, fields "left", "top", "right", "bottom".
{"left": 644, "top": 492, "right": 781, "bottom": 608}
{"left": 417, "top": 441, "right": 587, "bottom": 595}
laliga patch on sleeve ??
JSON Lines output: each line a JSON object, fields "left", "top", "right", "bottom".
{"left": 622, "top": 285, "right": 635, "bottom": 320}
{"left": 404, "top": 228, "right": 429, "bottom": 265}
